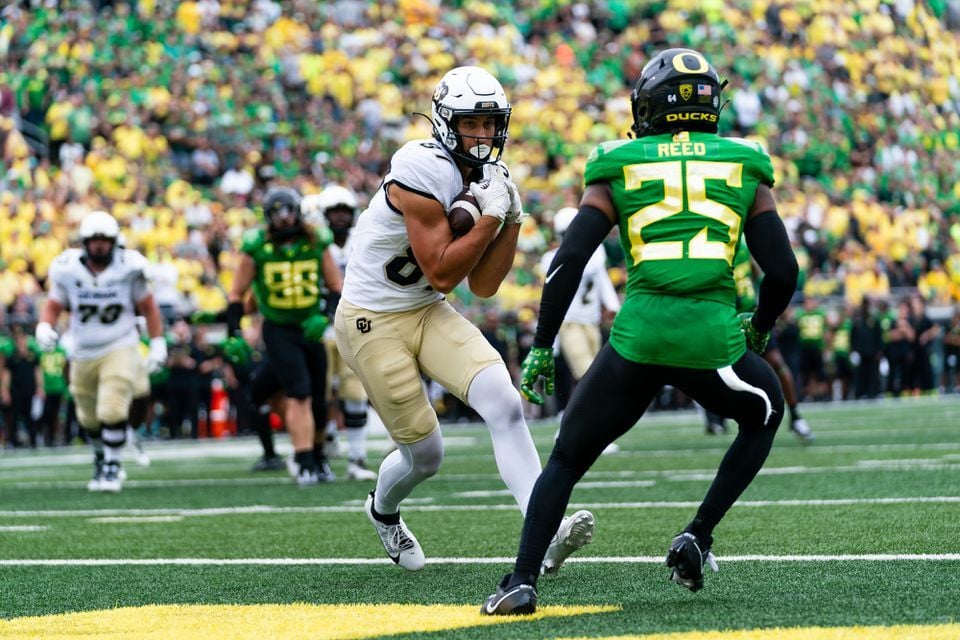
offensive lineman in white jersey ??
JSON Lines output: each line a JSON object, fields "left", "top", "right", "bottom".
{"left": 335, "top": 66, "right": 594, "bottom": 574}
{"left": 303, "top": 185, "right": 378, "bottom": 482}
{"left": 36, "top": 211, "right": 167, "bottom": 492}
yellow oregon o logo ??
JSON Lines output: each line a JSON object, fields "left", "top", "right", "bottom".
{"left": 672, "top": 51, "right": 709, "bottom": 74}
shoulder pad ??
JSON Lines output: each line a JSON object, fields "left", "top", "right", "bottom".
{"left": 241, "top": 228, "right": 266, "bottom": 254}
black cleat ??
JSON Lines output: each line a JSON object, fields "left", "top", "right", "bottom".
{"left": 251, "top": 456, "right": 285, "bottom": 472}
{"left": 665, "top": 532, "right": 718, "bottom": 592}
{"left": 481, "top": 573, "right": 538, "bottom": 616}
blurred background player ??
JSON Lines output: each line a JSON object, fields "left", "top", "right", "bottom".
{"left": 226, "top": 186, "right": 343, "bottom": 485}
{"left": 543, "top": 206, "right": 621, "bottom": 453}
{"left": 304, "top": 185, "right": 378, "bottom": 481}
{"left": 128, "top": 315, "right": 155, "bottom": 466}
{"left": 36, "top": 211, "right": 167, "bottom": 492}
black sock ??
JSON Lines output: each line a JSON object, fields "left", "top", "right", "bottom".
{"left": 369, "top": 495, "right": 400, "bottom": 525}
{"left": 505, "top": 571, "right": 538, "bottom": 589}
{"left": 294, "top": 450, "right": 316, "bottom": 471}
{"left": 691, "top": 425, "right": 778, "bottom": 546}
{"left": 788, "top": 404, "right": 799, "bottom": 422}
{"left": 256, "top": 407, "right": 276, "bottom": 458}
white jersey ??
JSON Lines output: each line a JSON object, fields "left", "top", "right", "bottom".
{"left": 540, "top": 245, "right": 620, "bottom": 326}
{"left": 324, "top": 234, "right": 355, "bottom": 341}
{"left": 47, "top": 248, "right": 151, "bottom": 361}
{"left": 328, "top": 235, "right": 354, "bottom": 275}
{"left": 342, "top": 139, "right": 465, "bottom": 312}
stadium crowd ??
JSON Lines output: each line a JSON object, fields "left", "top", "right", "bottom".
{"left": 1, "top": 0, "right": 960, "bottom": 446}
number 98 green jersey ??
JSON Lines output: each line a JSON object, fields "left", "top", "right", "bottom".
{"left": 241, "top": 227, "right": 333, "bottom": 325}
{"left": 584, "top": 131, "right": 774, "bottom": 368}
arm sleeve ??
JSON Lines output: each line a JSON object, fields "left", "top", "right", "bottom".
{"left": 744, "top": 211, "right": 799, "bottom": 333}
{"left": 226, "top": 301, "right": 244, "bottom": 337}
{"left": 533, "top": 206, "right": 614, "bottom": 348}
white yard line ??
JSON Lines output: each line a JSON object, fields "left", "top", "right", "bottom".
{"left": 0, "top": 553, "right": 957, "bottom": 567}
{"left": 0, "top": 496, "right": 957, "bottom": 519}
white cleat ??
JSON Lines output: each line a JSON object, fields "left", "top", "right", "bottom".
{"left": 601, "top": 442, "right": 621, "bottom": 455}
{"left": 347, "top": 459, "right": 378, "bottom": 481}
{"left": 541, "top": 509, "right": 595, "bottom": 575}
{"left": 790, "top": 418, "right": 814, "bottom": 442}
{"left": 135, "top": 451, "right": 151, "bottom": 467}
{"left": 365, "top": 492, "right": 424, "bottom": 571}
{"left": 99, "top": 462, "right": 124, "bottom": 493}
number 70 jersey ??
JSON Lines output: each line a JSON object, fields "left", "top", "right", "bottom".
{"left": 585, "top": 130, "right": 774, "bottom": 307}
{"left": 47, "top": 248, "right": 151, "bottom": 361}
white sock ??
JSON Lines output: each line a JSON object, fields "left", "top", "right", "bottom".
{"left": 468, "top": 364, "right": 541, "bottom": 514}
{"left": 346, "top": 427, "right": 367, "bottom": 461}
{"left": 374, "top": 428, "right": 443, "bottom": 515}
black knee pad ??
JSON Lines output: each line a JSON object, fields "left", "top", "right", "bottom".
{"left": 344, "top": 410, "right": 367, "bottom": 429}
{"left": 100, "top": 421, "right": 128, "bottom": 448}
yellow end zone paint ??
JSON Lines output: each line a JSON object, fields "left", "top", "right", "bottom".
{"left": 0, "top": 603, "right": 618, "bottom": 639}
{"left": 559, "top": 623, "right": 960, "bottom": 640}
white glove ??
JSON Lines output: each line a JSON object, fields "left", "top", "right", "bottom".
{"left": 504, "top": 179, "right": 527, "bottom": 225}
{"left": 146, "top": 336, "right": 168, "bottom": 374}
{"left": 469, "top": 164, "right": 511, "bottom": 222}
{"left": 35, "top": 322, "right": 59, "bottom": 351}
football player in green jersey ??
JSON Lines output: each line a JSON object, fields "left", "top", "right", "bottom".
{"left": 483, "top": 48, "right": 799, "bottom": 615}
{"left": 227, "top": 186, "right": 343, "bottom": 485}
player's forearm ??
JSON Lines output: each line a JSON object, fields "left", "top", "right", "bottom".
{"left": 137, "top": 296, "right": 164, "bottom": 339}
{"left": 744, "top": 211, "right": 798, "bottom": 333}
{"left": 467, "top": 223, "right": 520, "bottom": 298}
{"left": 422, "top": 217, "right": 500, "bottom": 293}
{"left": 39, "top": 300, "right": 62, "bottom": 325}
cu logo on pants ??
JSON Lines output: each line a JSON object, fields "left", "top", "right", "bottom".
{"left": 356, "top": 318, "right": 371, "bottom": 334}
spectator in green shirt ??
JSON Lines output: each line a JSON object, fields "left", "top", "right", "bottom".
{"left": 39, "top": 344, "right": 68, "bottom": 446}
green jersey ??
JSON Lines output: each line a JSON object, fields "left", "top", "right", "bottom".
{"left": 40, "top": 347, "right": 68, "bottom": 395}
{"left": 796, "top": 307, "right": 827, "bottom": 349}
{"left": 584, "top": 131, "right": 774, "bottom": 368}
{"left": 832, "top": 318, "right": 852, "bottom": 359}
{"left": 241, "top": 228, "right": 333, "bottom": 325}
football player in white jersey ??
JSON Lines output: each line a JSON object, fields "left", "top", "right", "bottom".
{"left": 541, "top": 207, "right": 621, "bottom": 397}
{"left": 305, "top": 185, "right": 378, "bottom": 482}
{"left": 542, "top": 207, "right": 622, "bottom": 454}
{"left": 335, "top": 66, "right": 594, "bottom": 573}
{"left": 36, "top": 211, "right": 167, "bottom": 492}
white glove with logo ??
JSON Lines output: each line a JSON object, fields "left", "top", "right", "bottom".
{"left": 146, "top": 336, "right": 168, "bottom": 374}
{"left": 469, "top": 164, "right": 512, "bottom": 222}
{"left": 504, "top": 179, "right": 527, "bottom": 225}
{"left": 35, "top": 322, "right": 59, "bottom": 351}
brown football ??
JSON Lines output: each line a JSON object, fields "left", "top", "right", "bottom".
{"left": 448, "top": 187, "right": 480, "bottom": 237}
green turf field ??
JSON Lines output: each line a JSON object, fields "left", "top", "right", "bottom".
{"left": 1, "top": 397, "right": 958, "bottom": 639}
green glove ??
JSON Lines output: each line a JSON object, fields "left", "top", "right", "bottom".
{"left": 190, "top": 310, "right": 220, "bottom": 325}
{"left": 519, "top": 346, "right": 555, "bottom": 405}
{"left": 738, "top": 312, "right": 770, "bottom": 354}
{"left": 222, "top": 336, "right": 253, "bottom": 366}
{"left": 301, "top": 314, "right": 330, "bottom": 343}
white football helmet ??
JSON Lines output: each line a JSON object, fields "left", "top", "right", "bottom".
{"left": 316, "top": 185, "right": 359, "bottom": 235}
{"left": 431, "top": 66, "right": 511, "bottom": 168}
{"left": 553, "top": 207, "right": 578, "bottom": 238}
{"left": 79, "top": 210, "right": 120, "bottom": 241}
